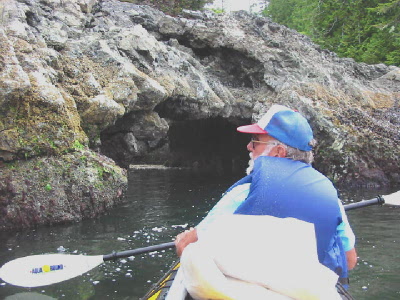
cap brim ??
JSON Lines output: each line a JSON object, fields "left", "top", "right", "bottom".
{"left": 237, "top": 124, "right": 267, "bottom": 134}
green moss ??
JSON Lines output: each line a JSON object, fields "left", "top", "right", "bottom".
{"left": 73, "top": 140, "right": 85, "bottom": 151}
{"left": 5, "top": 162, "right": 16, "bottom": 170}
{"left": 97, "top": 166, "right": 104, "bottom": 178}
{"left": 0, "top": 87, "right": 88, "bottom": 161}
{"left": 211, "top": 8, "right": 225, "bottom": 14}
{"left": 44, "top": 183, "right": 52, "bottom": 191}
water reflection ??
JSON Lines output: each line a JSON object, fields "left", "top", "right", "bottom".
{"left": 0, "top": 169, "right": 399, "bottom": 300}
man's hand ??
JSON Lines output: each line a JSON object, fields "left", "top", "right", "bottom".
{"left": 175, "top": 227, "right": 198, "bottom": 257}
{"left": 346, "top": 248, "right": 357, "bottom": 270}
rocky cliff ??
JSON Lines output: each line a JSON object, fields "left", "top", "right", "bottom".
{"left": 0, "top": 0, "right": 399, "bottom": 230}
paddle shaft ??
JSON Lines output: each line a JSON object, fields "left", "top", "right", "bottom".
{"left": 344, "top": 195, "right": 385, "bottom": 211}
{"left": 103, "top": 241, "right": 175, "bottom": 261}
{"left": 102, "top": 196, "right": 386, "bottom": 261}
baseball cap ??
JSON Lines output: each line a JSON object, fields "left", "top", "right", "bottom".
{"left": 237, "top": 104, "right": 314, "bottom": 151}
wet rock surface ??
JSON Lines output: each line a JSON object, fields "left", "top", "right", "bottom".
{"left": 0, "top": 151, "right": 127, "bottom": 230}
{"left": 0, "top": 0, "right": 399, "bottom": 229}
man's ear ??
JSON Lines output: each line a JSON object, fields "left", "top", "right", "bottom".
{"left": 275, "top": 145, "right": 287, "bottom": 158}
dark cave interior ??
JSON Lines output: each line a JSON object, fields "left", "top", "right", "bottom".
{"left": 167, "top": 117, "right": 251, "bottom": 175}
{"left": 100, "top": 116, "right": 251, "bottom": 176}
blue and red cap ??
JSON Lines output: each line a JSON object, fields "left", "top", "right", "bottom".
{"left": 237, "top": 104, "right": 314, "bottom": 151}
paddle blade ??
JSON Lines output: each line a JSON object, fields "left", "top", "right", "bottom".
{"left": 0, "top": 254, "right": 103, "bottom": 287}
{"left": 383, "top": 190, "right": 400, "bottom": 206}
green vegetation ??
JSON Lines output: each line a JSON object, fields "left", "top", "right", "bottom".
{"left": 73, "top": 140, "right": 85, "bottom": 151}
{"left": 47, "top": 139, "right": 57, "bottom": 150}
{"left": 264, "top": 0, "right": 400, "bottom": 66}
{"left": 5, "top": 162, "right": 16, "bottom": 170}
{"left": 210, "top": 8, "right": 225, "bottom": 14}
{"left": 44, "top": 183, "right": 52, "bottom": 191}
{"left": 95, "top": 162, "right": 116, "bottom": 180}
{"left": 120, "top": 0, "right": 214, "bottom": 16}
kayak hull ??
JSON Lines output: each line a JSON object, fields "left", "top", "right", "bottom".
{"left": 142, "top": 261, "right": 188, "bottom": 300}
{"left": 142, "top": 261, "right": 355, "bottom": 300}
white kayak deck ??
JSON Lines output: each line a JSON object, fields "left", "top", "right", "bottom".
{"left": 165, "top": 268, "right": 187, "bottom": 300}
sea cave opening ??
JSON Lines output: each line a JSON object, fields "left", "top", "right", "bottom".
{"left": 166, "top": 117, "right": 250, "bottom": 175}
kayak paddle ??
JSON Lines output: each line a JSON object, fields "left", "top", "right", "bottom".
{"left": 0, "top": 191, "right": 398, "bottom": 288}
{"left": 0, "top": 241, "right": 175, "bottom": 288}
{"left": 344, "top": 190, "right": 400, "bottom": 211}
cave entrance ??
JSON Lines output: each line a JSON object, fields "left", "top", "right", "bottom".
{"left": 166, "top": 117, "right": 250, "bottom": 175}
{"left": 100, "top": 113, "right": 251, "bottom": 176}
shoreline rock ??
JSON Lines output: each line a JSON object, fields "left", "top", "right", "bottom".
{"left": 0, "top": 151, "right": 127, "bottom": 231}
{"left": 0, "top": 0, "right": 398, "bottom": 229}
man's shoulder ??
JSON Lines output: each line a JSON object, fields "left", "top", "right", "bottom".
{"left": 225, "top": 174, "right": 252, "bottom": 193}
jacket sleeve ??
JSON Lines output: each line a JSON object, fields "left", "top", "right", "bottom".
{"left": 196, "top": 183, "right": 250, "bottom": 239}
{"left": 337, "top": 199, "right": 356, "bottom": 251}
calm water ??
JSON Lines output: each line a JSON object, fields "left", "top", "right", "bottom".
{"left": 0, "top": 169, "right": 399, "bottom": 300}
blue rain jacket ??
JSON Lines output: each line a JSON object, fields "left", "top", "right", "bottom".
{"left": 233, "top": 156, "right": 348, "bottom": 280}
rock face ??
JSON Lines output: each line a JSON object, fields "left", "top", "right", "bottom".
{"left": 0, "top": 0, "right": 399, "bottom": 228}
{"left": 0, "top": 151, "right": 126, "bottom": 230}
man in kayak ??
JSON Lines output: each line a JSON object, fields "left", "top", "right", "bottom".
{"left": 175, "top": 104, "right": 357, "bottom": 287}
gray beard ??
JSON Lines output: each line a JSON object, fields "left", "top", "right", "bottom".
{"left": 246, "top": 153, "right": 254, "bottom": 175}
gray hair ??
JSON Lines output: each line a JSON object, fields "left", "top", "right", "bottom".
{"left": 285, "top": 139, "right": 316, "bottom": 164}
{"left": 259, "top": 138, "right": 317, "bottom": 165}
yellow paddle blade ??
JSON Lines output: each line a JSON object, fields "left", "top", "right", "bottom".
{"left": 0, "top": 254, "right": 103, "bottom": 287}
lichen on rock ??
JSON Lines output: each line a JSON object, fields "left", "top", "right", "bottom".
{"left": 0, "top": 150, "right": 127, "bottom": 230}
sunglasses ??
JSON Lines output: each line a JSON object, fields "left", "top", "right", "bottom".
{"left": 250, "top": 140, "right": 280, "bottom": 148}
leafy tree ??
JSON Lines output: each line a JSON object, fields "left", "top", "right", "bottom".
{"left": 368, "top": 0, "right": 400, "bottom": 65}
{"left": 264, "top": 0, "right": 296, "bottom": 25}
{"left": 264, "top": 0, "right": 400, "bottom": 66}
